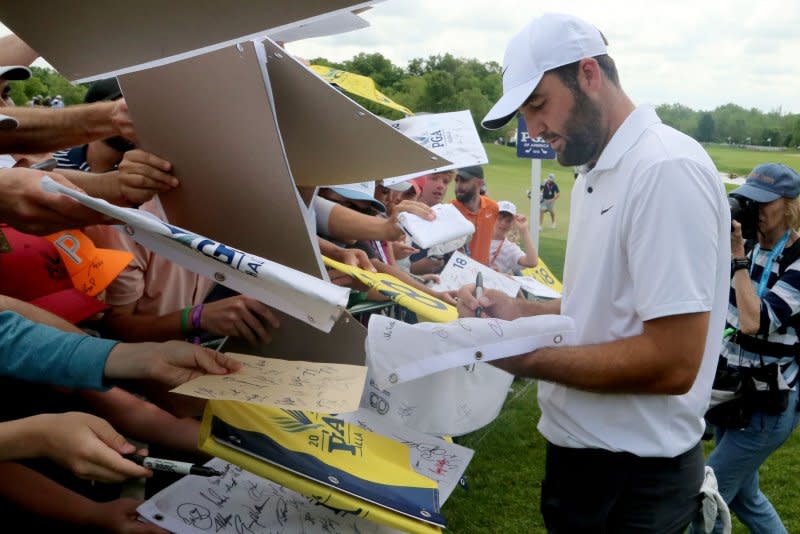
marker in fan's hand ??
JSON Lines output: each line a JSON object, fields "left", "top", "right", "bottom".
{"left": 125, "top": 453, "right": 223, "bottom": 477}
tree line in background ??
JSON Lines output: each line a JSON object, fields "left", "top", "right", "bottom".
{"left": 12, "top": 54, "right": 800, "bottom": 148}
{"left": 313, "top": 52, "right": 800, "bottom": 148}
{"left": 8, "top": 66, "right": 87, "bottom": 106}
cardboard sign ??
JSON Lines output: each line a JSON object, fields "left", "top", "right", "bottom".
{"left": 431, "top": 251, "right": 521, "bottom": 298}
{"left": 383, "top": 110, "right": 488, "bottom": 185}
{"left": 0, "top": 0, "right": 377, "bottom": 81}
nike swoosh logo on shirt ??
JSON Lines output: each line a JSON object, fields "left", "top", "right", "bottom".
{"left": 601, "top": 206, "right": 613, "bottom": 215}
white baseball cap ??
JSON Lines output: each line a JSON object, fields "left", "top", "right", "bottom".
{"left": 329, "top": 180, "right": 386, "bottom": 212}
{"left": 482, "top": 13, "right": 607, "bottom": 130}
{"left": 0, "top": 65, "right": 31, "bottom": 81}
{"left": 386, "top": 180, "right": 414, "bottom": 192}
{"left": 498, "top": 200, "right": 517, "bottom": 216}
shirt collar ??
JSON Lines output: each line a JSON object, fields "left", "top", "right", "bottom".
{"left": 591, "top": 105, "right": 661, "bottom": 173}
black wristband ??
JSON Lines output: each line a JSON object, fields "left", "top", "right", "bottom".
{"left": 732, "top": 258, "right": 750, "bottom": 272}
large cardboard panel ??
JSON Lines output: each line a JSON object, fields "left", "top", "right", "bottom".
{"left": 262, "top": 39, "right": 449, "bottom": 185}
{"left": 268, "top": 10, "right": 370, "bottom": 44}
{"left": 225, "top": 313, "right": 366, "bottom": 365}
{"left": 119, "top": 42, "right": 316, "bottom": 271}
{"left": 119, "top": 42, "right": 365, "bottom": 363}
{"left": 0, "top": 0, "right": 371, "bottom": 82}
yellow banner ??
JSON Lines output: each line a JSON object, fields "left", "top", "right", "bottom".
{"left": 199, "top": 400, "right": 442, "bottom": 534}
{"left": 521, "top": 257, "right": 563, "bottom": 294}
{"left": 310, "top": 65, "right": 413, "bottom": 116}
{"left": 323, "top": 256, "right": 457, "bottom": 323}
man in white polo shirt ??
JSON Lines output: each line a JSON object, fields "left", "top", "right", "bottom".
{"left": 458, "top": 13, "right": 730, "bottom": 533}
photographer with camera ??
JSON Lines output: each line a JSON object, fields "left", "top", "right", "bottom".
{"left": 701, "top": 163, "right": 800, "bottom": 534}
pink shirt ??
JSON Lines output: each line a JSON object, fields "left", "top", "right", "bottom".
{"left": 85, "top": 199, "right": 215, "bottom": 316}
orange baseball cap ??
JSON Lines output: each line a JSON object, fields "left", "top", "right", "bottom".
{"left": 45, "top": 229, "right": 134, "bottom": 297}
{"left": 0, "top": 225, "right": 108, "bottom": 323}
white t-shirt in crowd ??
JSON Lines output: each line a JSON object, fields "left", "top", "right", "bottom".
{"left": 489, "top": 238, "right": 525, "bottom": 273}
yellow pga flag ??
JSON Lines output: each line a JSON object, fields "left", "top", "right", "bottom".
{"left": 310, "top": 65, "right": 414, "bottom": 116}
{"left": 521, "top": 257, "right": 563, "bottom": 294}
{"left": 323, "top": 256, "right": 457, "bottom": 323}
{"left": 199, "top": 400, "right": 443, "bottom": 533}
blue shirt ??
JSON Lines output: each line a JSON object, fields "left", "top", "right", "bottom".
{"left": 0, "top": 311, "right": 119, "bottom": 390}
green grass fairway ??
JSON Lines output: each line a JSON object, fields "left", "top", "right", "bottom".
{"left": 705, "top": 144, "right": 800, "bottom": 177}
{"left": 440, "top": 143, "right": 800, "bottom": 533}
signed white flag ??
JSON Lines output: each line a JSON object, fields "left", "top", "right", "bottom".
{"left": 41, "top": 176, "right": 349, "bottom": 332}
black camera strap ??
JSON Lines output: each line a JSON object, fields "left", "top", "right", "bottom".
{"left": 730, "top": 331, "right": 800, "bottom": 358}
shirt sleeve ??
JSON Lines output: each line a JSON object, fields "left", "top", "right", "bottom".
{"left": 625, "top": 159, "right": 723, "bottom": 321}
{"left": 495, "top": 240, "right": 525, "bottom": 273}
{"left": 0, "top": 311, "right": 119, "bottom": 390}
{"left": 508, "top": 241, "right": 526, "bottom": 267}
{"left": 314, "top": 196, "right": 336, "bottom": 237}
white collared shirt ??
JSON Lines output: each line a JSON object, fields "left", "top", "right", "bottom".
{"left": 537, "top": 105, "right": 731, "bottom": 457}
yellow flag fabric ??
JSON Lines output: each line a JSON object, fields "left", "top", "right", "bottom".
{"left": 199, "top": 400, "right": 443, "bottom": 534}
{"left": 323, "top": 256, "right": 457, "bottom": 323}
{"left": 521, "top": 257, "right": 563, "bottom": 294}
{"left": 310, "top": 65, "right": 413, "bottom": 116}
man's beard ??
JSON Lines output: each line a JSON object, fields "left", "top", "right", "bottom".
{"left": 456, "top": 188, "right": 477, "bottom": 205}
{"left": 554, "top": 88, "right": 605, "bottom": 167}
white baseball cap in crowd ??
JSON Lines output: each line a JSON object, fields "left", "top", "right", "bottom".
{"left": 0, "top": 65, "right": 31, "bottom": 81}
{"left": 329, "top": 180, "right": 386, "bottom": 212}
{"left": 386, "top": 180, "right": 414, "bottom": 192}
{"left": 482, "top": 13, "right": 607, "bottom": 130}
{"left": 498, "top": 200, "right": 517, "bottom": 216}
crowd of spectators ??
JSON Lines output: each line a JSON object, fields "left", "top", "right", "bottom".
{"left": 0, "top": 31, "right": 546, "bottom": 531}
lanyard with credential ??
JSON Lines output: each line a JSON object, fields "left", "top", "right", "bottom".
{"left": 750, "top": 230, "right": 791, "bottom": 297}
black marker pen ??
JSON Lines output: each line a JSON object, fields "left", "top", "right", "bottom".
{"left": 474, "top": 272, "right": 484, "bottom": 317}
{"left": 125, "top": 454, "right": 223, "bottom": 477}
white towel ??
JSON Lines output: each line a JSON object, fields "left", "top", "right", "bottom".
{"left": 398, "top": 203, "right": 474, "bottom": 249}
{"left": 698, "top": 466, "right": 732, "bottom": 534}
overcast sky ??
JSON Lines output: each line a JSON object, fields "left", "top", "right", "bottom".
{"left": 3, "top": 0, "right": 798, "bottom": 114}
{"left": 287, "top": 0, "right": 800, "bottom": 114}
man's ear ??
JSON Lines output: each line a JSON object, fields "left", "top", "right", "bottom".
{"left": 577, "top": 58, "right": 603, "bottom": 95}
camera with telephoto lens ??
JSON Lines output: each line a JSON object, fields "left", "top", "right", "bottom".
{"left": 728, "top": 193, "right": 759, "bottom": 242}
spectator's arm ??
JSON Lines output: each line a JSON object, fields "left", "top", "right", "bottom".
{"left": 102, "top": 296, "right": 280, "bottom": 347}
{"left": 515, "top": 215, "right": 539, "bottom": 268}
{"left": 0, "top": 167, "right": 110, "bottom": 235}
{"left": 58, "top": 149, "right": 177, "bottom": 207}
{"left": 410, "top": 256, "right": 444, "bottom": 275}
{"left": 0, "top": 415, "right": 149, "bottom": 483}
{"left": 327, "top": 203, "right": 406, "bottom": 242}
{"left": 0, "top": 34, "right": 38, "bottom": 66}
{"left": 1, "top": 100, "right": 135, "bottom": 154}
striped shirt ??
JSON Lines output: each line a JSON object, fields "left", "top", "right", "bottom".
{"left": 53, "top": 145, "right": 91, "bottom": 172}
{"left": 722, "top": 245, "right": 800, "bottom": 386}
